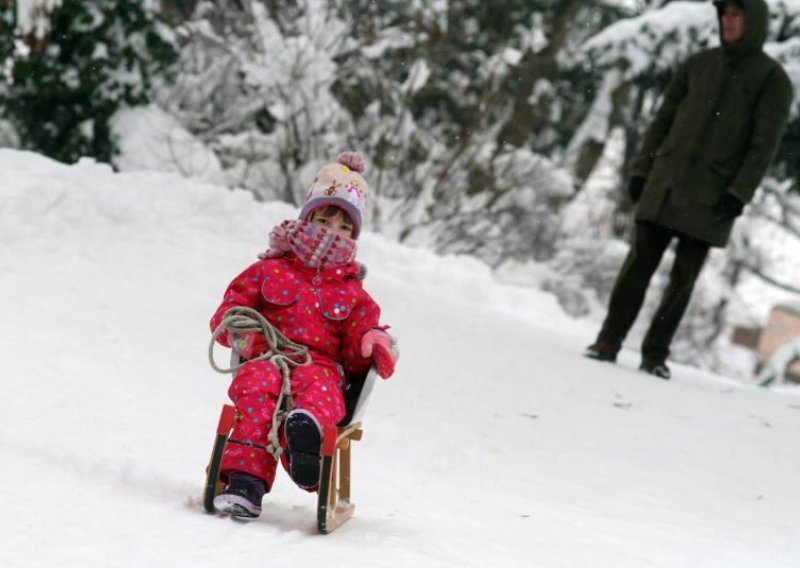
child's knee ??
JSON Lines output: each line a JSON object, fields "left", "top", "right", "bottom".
{"left": 296, "top": 383, "right": 345, "bottom": 426}
{"left": 228, "top": 361, "right": 283, "bottom": 402}
{"left": 292, "top": 364, "right": 344, "bottom": 390}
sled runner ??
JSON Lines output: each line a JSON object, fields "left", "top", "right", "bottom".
{"left": 204, "top": 310, "right": 378, "bottom": 533}
{"left": 317, "top": 364, "right": 377, "bottom": 533}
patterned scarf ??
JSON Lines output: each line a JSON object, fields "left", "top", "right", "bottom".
{"left": 258, "top": 220, "right": 356, "bottom": 269}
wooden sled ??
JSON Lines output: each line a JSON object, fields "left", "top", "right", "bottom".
{"left": 203, "top": 363, "right": 378, "bottom": 534}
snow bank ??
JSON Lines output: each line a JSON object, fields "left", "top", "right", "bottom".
{"left": 110, "top": 104, "right": 226, "bottom": 185}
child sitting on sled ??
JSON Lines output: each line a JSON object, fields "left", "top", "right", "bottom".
{"left": 209, "top": 152, "right": 398, "bottom": 519}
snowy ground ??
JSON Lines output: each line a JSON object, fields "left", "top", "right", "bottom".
{"left": 1, "top": 149, "right": 799, "bottom": 567}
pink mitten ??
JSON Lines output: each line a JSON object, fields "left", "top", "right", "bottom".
{"left": 360, "top": 329, "right": 399, "bottom": 379}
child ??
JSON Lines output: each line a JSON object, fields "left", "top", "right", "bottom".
{"left": 209, "top": 152, "right": 398, "bottom": 519}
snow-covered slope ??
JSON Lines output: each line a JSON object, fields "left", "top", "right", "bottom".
{"left": 1, "top": 150, "right": 798, "bottom": 567}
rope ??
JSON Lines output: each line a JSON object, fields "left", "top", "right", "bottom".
{"left": 209, "top": 306, "right": 312, "bottom": 459}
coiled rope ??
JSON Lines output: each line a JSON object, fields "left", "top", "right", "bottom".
{"left": 209, "top": 306, "right": 311, "bottom": 459}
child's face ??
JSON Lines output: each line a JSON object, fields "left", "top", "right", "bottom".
{"left": 310, "top": 208, "right": 354, "bottom": 239}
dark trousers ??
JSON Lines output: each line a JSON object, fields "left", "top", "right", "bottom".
{"left": 597, "top": 221, "right": 710, "bottom": 363}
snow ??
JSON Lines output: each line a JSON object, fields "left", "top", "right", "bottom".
{"left": 561, "top": 127, "right": 625, "bottom": 241}
{"left": 360, "top": 27, "right": 415, "bottom": 60}
{"left": 1, "top": 149, "right": 800, "bottom": 567}
{"left": 564, "top": 70, "right": 624, "bottom": 171}
{"left": 110, "top": 104, "right": 226, "bottom": 185}
{"left": 583, "top": 2, "right": 717, "bottom": 78}
{"left": 15, "top": 0, "right": 62, "bottom": 38}
{"left": 401, "top": 59, "right": 432, "bottom": 94}
{"left": 766, "top": 36, "right": 800, "bottom": 115}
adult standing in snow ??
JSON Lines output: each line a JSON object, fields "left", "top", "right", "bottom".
{"left": 585, "top": 0, "right": 793, "bottom": 379}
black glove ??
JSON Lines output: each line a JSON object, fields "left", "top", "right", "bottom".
{"left": 627, "top": 176, "right": 646, "bottom": 203}
{"left": 717, "top": 192, "right": 744, "bottom": 219}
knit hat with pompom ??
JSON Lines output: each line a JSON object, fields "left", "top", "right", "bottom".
{"left": 299, "top": 152, "right": 369, "bottom": 239}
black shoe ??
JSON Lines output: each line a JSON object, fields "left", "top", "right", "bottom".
{"left": 640, "top": 361, "right": 671, "bottom": 380}
{"left": 213, "top": 470, "right": 267, "bottom": 518}
{"left": 584, "top": 342, "right": 618, "bottom": 363}
{"left": 285, "top": 409, "right": 323, "bottom": 490}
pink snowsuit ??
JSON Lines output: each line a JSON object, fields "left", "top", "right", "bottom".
{"left": 210, "top": 252, "right": 382, "bottom": 490}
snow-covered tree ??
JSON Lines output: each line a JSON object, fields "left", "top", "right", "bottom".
{"left": 148, "top": 0, "right": 800, "bottom": 377}
{"left": 161, "top": 1, "right": 616, "bottom": 259}
{"left": 1, "top": 3, "right": 12, "bottom": 73}
{"left": 362, "top": 0, "right": 589, "bottom": 256}
{"left": 0, "top": 4, "right": 15, "bottom": 147}
{"left": 161, "top": 0, "right": 356, "bottom": 203}
{"left": 1, "top": 0, "right": 177, "bottom": 163}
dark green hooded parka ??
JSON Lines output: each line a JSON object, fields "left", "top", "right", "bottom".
{"left": 630, "top": 0, "right": 793, "bottom": 247}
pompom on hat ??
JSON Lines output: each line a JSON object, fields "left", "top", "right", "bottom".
{"left": 299, "top": 152, "right": 369, "bottom": 239}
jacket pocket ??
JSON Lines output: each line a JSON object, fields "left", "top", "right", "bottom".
{"left": 707, "top": 160, "right": 737, "bottom": 180}
{"left": 261, "top": 277, "right": 299, "bottom": 307}
{"left": 695, "top": 163, "right": 732, "bottom": 205}
{"left": 319, "top": 287, "right": 357, "bottom": 321}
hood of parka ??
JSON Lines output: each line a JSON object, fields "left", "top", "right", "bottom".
{"left": 713, "top": 0, "right": 769, "bottom": 57}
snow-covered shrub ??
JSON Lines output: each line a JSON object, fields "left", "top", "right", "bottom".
{"left": 1, "top": 0, "right": 177, "bottom": 164}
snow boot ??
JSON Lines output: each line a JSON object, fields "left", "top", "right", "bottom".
{"left": 584, "top": 342, "right": 618, "bottom": 363}
{"left": 285, "top": 408, "right": 323, "bottom": 490}
{"left": 213, "top": 470, "right": 267, "bottom": 519}
{"left": 639, "top": 360, "right": 671, "bottom": 380}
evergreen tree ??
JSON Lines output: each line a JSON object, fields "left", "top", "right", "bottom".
{"left": 1, "top": 0, "right": 176, "bottom": 163}
{"left": 1, "top": 2, "right": 15, "bottom": 91}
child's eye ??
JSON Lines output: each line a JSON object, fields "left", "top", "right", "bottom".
{"left": 317, "top": 218, "right": 329, "bottom": 225}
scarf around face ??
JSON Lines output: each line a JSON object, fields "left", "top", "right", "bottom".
{"left": 258, "top": 220, "right": 357, "bottom": 269}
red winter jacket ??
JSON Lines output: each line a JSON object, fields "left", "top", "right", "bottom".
{"left": 210, "top": 253, "right": 381, "bottom": 375}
